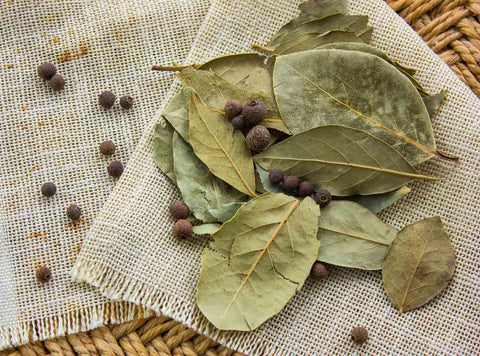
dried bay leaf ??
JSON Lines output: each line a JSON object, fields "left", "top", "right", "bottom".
{"left": 197, "top": 193, "right": 320, "bottom": 331}
{"left": 153, "top": 120, "right": 176, "bottom": 183}
{"left": 317, "top": 201, "right": 397, "bottom": 270}
{"left": 382, "top": 216, "right": 456, "bottom": 313}
{"left": 273, "top": 49, "right": 436, "bottom": 166}
{"left": 423, "top": 91, "right": 447, "bottom": 118}
{"left": 188, "top": 92, "right": 257, "bottom": 197}
{"left": 299, "top": 0, "right": 348, "bottom": 18}
{"left": 254, "top": 125, "right": 437, "bottom": 196}
{"left": 193, "top": 223, "right": 221, "bottom": 235}
{"left": 178, "top": 66, "right": 290, "bottom": 134}
{"left": 161, "top": 88, "right": 191, "bottom": 142}
{"left": 255, "top": 163, "right": 282, "bottom": 194}
{"left": 172, "top": 132, "right": 244, "bottom": 223}
{"left": 208, "top": 202, "right": 244, "bottom": 223}
{"left": 345, "top": 186, "right": 411, "bottom": 213}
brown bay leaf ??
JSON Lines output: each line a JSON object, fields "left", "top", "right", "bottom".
{"left": 172, "top": 132, "right": 244, "bottom": 223}
{"left": 197, "top": 193, "right": 320, "bottom": 331}
{"left": 273, "top": 49, "right": 436, "bottom": 166}
{"left": 317, "top": 201, "right": 397, "bottom": 270}
{"left": 188, "top": 92, "right": 256, "bottom": 197}
{"left": 153, "top": 120, "right": 176, "bottom": 183}
{"left": 254, "top": 125, "right": 437, "bottom": 196}
{"left": 382, "top": 216, "right": 456, "bottom": 313}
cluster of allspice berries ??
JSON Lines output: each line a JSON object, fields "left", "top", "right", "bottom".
{"left": 99, "top": 91, "right": 134, "bottom": 110}
{"left": 224, "top": 99, "right": 271, "bottom": 152}
{"left": 169, "top": 201, "right": 193, "bottom": 238}
{"left": 37, "top": 62, "right": 65, "bottom": 91}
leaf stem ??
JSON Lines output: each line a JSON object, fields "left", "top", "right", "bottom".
{"left": 151, "top": 64, "right": 201, "bottom": 71}
{"left": 436, "top": 150, "right": 459, "bottom": 162}
{"left": 251, "top": 44, "right": 275, "bottom": 53}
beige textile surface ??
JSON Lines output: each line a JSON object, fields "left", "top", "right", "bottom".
{"left": 72, "top": 0, "right": 480, "bottom": 355}
{"left": 0, "top": 0, "right": 210, "bottom": 350}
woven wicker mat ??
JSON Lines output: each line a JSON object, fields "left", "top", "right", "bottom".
{"left": 1, "top": 1, "right": 479, "bottom": 356}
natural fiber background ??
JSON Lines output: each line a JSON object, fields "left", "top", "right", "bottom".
{"left": 71, "top": 0, "right": 480, "bottom": 355}
{"left": 1, "top": 0, "right": 479, "bottom": 354}
{"left": 0, "top": 0, "right": 210, "bottom": 349}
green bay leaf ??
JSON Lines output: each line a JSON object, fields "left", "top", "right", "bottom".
{"left": 255, "top": 163, "right": 282, "bottom": 194}
{"left": 172, "top": 132, "right": 244, "bottom": 223}
{"left": 299, "top": 0, "right": 348, "bottom": 18}
{"left": 193, "top": 223, "right": 221, "bottom": 235}
{"left": 197, "top": 193, "right": 320, "bottom": 331}
{"left": 153, "top": 120, "right": 176, "bottom": 183}
{"left": 382, "top": 216, "right": 456, "bottom": 313}
{"left": 188, "top": 92, "right": 256, "bottom": 197}
{"left": 254, "top": 125, "right": 437, "bottom": 196}
{"left": 345, "top": 186, "right": 411, "bottom": 213}
{"left": 273, "top": 49, "right": 436, "bottom": 165}
{"left": 208, "top": 202, "right": 244, "bottom": 223}
{"left": 161, "top": 88, "right": 191, "bottom": 142}
{"left": 423, "top": 91, "right": 447, "bottom": 118}
{"left": 317, "top": 201, "right": 397, "bottom": 270}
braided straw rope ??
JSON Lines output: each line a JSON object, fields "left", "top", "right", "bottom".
{"left": 387, "top": 0, "right": 480, "bottom": 96}
{"left": 1, "top": 2, "right": 478, "bottom": 356}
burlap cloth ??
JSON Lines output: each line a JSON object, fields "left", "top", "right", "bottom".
{"left": 1, "top": 0, "right": 479, "bottom": 354}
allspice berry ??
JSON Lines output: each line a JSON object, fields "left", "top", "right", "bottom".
{"left": 231, "top": 116, "right": 246, "bottom": 131}
{"left": 242, "top": 100, "right": 267, "bottom": 125}
{"left": 315, "top": 188, "right": 332, "bottom": 207}
{"left": 99, "top": 140, "right": 116, "bottom": 155}
{"left": 36, "top": 266, "right": 52, "bottom": 283}
{"left": 246, "top": 125, "right": 270, "bottom": 152}
{"left": 41, "top": 182, "right": 57, "bottom": 197}
{"left": 37, "top": 62, "right": 57, "bottom": 80}
{"left": 66, "top": 204, "right": 81, "bottom": 221}
{"left": 49, "top": 74, "right": 65, "bottom": 91}
{"left": 268, "top": 169, "right": 284, "bottom": 184}
{"left": 120, "top": 95, "right": 134, "bottom": 110}
{"left": 99, "top": 91, "right": 116, "bottom": 109}
{"left": 108, "top": 160, "right": 124, "bottom": 178}
{"left": 172, "top": 219, "right": 193, "bottom": 238}
{"left": 169, "top": 201, "right": 189, "bottom": 219}
{"left": 224, "top": 100, "right": 243, "bottom": 119}
{"left": 297, "top": 181, "right": 314, "bottom": 197}
{"left": 351, "top": 327, "right": 369, "bottom": 344}
{"left": 282, "top": 176, "right": 300, "bottom": 192}
{"left": 310, "top": 261, "right": 328, "bottom": 279}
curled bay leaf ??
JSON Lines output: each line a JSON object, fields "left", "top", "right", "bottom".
{"left": 153, "top": 120, "right": 176, "bottom": 183}
{"left": 254, "top": 125, "right": 437, "bottom": 196}
{"left": 208, "top": 202, "right": 244, "bottom": 223}
{"left": 193, "top": 223, "right": 221, "bottom": 236}
{"left": 345, "top": 186, "right": 411, "bottom": 213}
{"left": 317, "top": 201, "right": 397, "bottom": 270}
{"left": 162, "top": 88, "right": 191, "bottom": 142}
{"left": 273, "top": 49, "right": 436, "bottom": 165}
{"left": 197, "top": 193, "right": 320, "bottom": 331}
{"left": 188, "top": 92, "right": 256, "bottom": 197}
{"left": 178, "top": 66, "right": 290, "bottom": 134}
{"left": 382, "top": 216, "right": 456, "bottom": 313}
{"left": 423, "top": 91, "right": 447, "bottom": 118}
{"left": 172, "top": 132, "right": 243, "bottom": 223}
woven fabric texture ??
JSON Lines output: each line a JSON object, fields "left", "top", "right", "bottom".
{"left": 72, "top": 0, "right": 480, "bottom": 355}
{"left": 0, "top": 0, "right": 210, "bottom": 350}
{"left": 387, "top": 0, "right": 480, "bottom": 97}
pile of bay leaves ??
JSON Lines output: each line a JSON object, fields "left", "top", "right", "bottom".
{"left": 153, "top": 0, "right": 456, "bottom": 332}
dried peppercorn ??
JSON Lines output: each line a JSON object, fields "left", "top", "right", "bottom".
{"left": 231, "top": 116, "right": 246, "bottom": 131}
{"left": 310, "top": 261, "right": 328, "bottom": 279}
{"left": 41, "top": 182, "right": 57, "bottom": 197}
{"left": 120, "top": 95, "right": 134, "bottom": 109}
{"left": 37, "top": 62, "right": 57, "bottom": 80}
{"left": 99, "top": 91, "right": 116, "bottom": 109}
{"left": 268, "top": 169, "right": 284, "bottom": 184}
{"left": 36, "top": 266, "right": 52, "bottom": 283}
{"left": 224, "top": 100, "right": 242, "bottom": 119}
{"left": 315, "top": 188, "right": 332, "bottom": 207}
{"left": 297, "top": 181, "right": 314, "bottom": 197}
{"left": 172, "top": 219, "right": 193, "bottom": 238}
{"left": 282, "top": 176, "right": 300, "bottom": 192}
{"left": 242, "top": 100, "right": 267, "bottom": 125}
{"left": 66, "top": 204, "right": 81, "bottom": 220}
{"left": 169, "top": 201, "right": 189, "bottom": 219}
{"left": 108, "top": 160, "right": 124, "bottom": 178}
{"left": 246, "top": 126, "right": 270, "bottom": 152}
{"left": 351, "top": 327, "right": 369, "bottom": 344}
{"left": 99, "top": 140, "right": 116, "bottom": 155}
{"left": 49, "top": 74, "right": 65, "bottom": 91}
